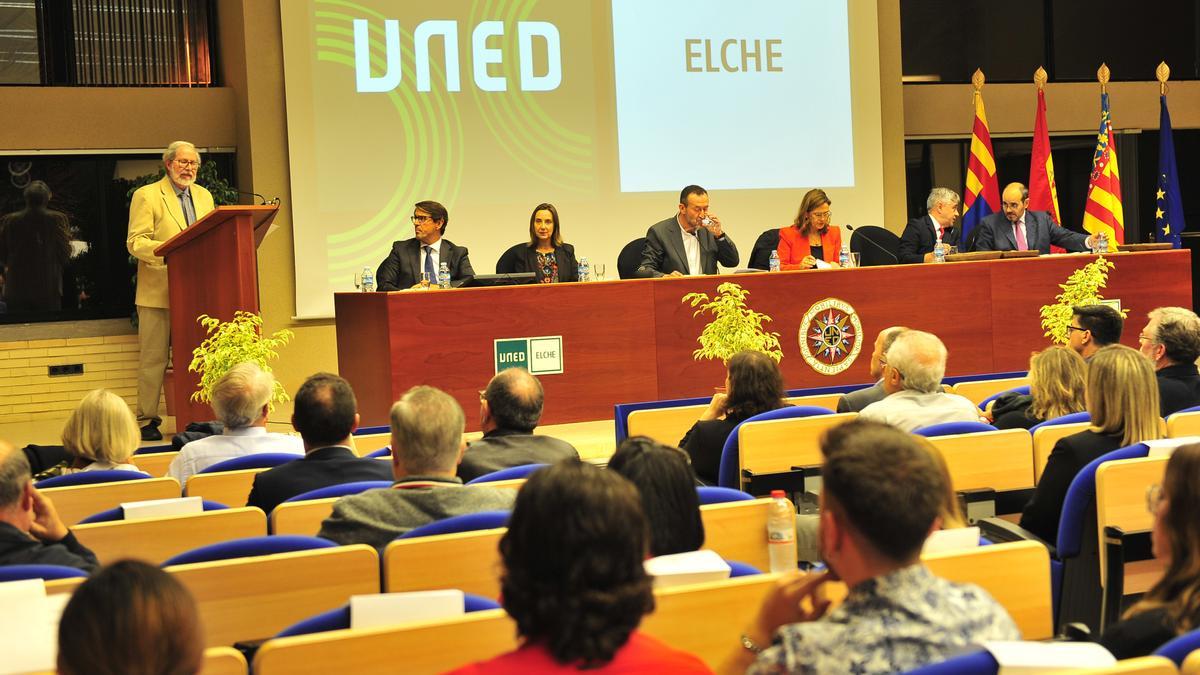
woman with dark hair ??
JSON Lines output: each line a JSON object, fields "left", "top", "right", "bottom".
{"left": 1101, "top": 443, "right": 1200, "bottom": 658}
{"left": 680, "top": 350, "right": 788, "bottom": 485}
{"left": 58, "top": 559, "right": 204, "bottom": 675}
{"left": 777, "top": 188, "right": 842, "bottom": 270}
{"left": 608, "top": 436, "right": 705, "bottom": 557}
{"left": 512, "top": 203, "right": 579, "bottom": 283}
{"left": 449, "top": 460, "right": 708, "bottom": 673}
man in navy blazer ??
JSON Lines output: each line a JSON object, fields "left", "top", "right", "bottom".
{"left": 897, "top": 187, "right": 961, "bottom": 264}
{"left": 245, "top": 373, "right": 393, "bottom": 514}
{"left": 973, "top": 183, "right": 1098, "bottom": 254}
{"left": 376, "top": 200, "right": 475, "bottom": 290}
{"left": 637, "top": 185, "right": 739, "bottom": 277}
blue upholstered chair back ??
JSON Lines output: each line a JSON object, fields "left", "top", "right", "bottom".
{"left": 133, "top": 444, "right": 173, "bottom": 455}
{"left": 396, "top": 510, "right": 511, "bottom": 539}
{"left": 912, "top": 421, "right": 997, "bottom": 437}
{"left": 466, "top": 463, "right": 548, "bottom": 484}
{"left": 717, "top": 406, "right": 833, "bottom": 489}
{"left": 197, "top": 453, "right": 299, "bottom": 474}
{"left": 1174, "top": 405, "right": 1200, "bottom": 415}
{"left": 0, "top": 564, "right": 89, "bottom": 582}
{"left": 696, "top": 486, "right": 754, "bottom": 504}
{"left": 1154, "top": 626, "right": 1200, "bottom": 665}
{"left": 977, "top": 385, "right": 1031, "bottom": 411}
{"left": 78, "top": 499, "right": 229, "bottom": 524}
{"left": 902, "top": 650, "right": 998, "bottom": 674}
{"left": 1029, "top": 411, "right": 1091, "bottom": 433}
{"left": 726, "top": 560, "right": 762, "bottom": 577}
{"left": 283, "top": 481, "right": 393, "bottom": 504}
{"left": 1056, "top": 443, "right": 1149, "bottom": 556}
{"left": 161, "top": 535, "right": 336, "bottom": 567}
{"left": 36, "top": 469, "right": 150, "bottom": 488}
{"left": 366, "top": 446, "right": 392, "bottom": 458}
{"left": 274, "top": 593, "right": 503, "bottom": 638}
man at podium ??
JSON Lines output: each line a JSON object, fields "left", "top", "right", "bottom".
{"left": 126, "top": 141, "right": 215, "bottom": 441}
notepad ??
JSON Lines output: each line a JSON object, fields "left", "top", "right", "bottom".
{"left": 120, "top": 496, "right": 204, "bottom": 520}
{"left": 644, "top": 549, "right": 731, "bottom": 589}
{"left": 350, "top": 590, "right": 466, "bottom": 630}
{"left": 0, "top": 578, "right": 59, "bottom": 673}
{"left": 985, "top": 640, "right": 1115, "bottom": 673}
{"left": 1145, "top": 436, "right": 1200, "bottom": 457}
{"left": 922, "top": 526, "right": 981, "bottom": 555}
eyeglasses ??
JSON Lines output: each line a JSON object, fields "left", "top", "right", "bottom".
{"left": 173, "top": 159, "right": 200, "bottom": 169}
{"left": 1138, "top": 333, "right": 1155, "bottom": 343}
{"left": 810, "top": 211, "right": 833, "bottom": 220}
{"left": 1065, "top": 325, "right": 1088, "bottom": 334}
{"left": 411, "top": 215, "right": 433, "bottom": 224}
{"left": 1146, "top": 483, "right": 1165, "bottom": 514}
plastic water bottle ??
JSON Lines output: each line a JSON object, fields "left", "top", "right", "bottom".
{"left": 578, "top": 257, "right": 590, "bottom": 282}
{"left": 933, "top": 242, "right": 947, "bottom": 263}
{"left": 360, "top": 266, "right": 375, "bottom": 292}
{"left": 1097, "top": 232, "right": 1109, "bottom": 254}
{"left": 768, "top": 250, "right": 780, "bottom": 272}
{"left": 437, "top": 262, "right": 450, "bottom": 289}
{"left": 767, "top": 490, "right": 798, "bottom": 573}
{"left": 839, "top": 244, "right": 850, "bottom": 268}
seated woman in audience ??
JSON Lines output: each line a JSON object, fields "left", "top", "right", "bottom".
{"left": 1019, "top": 345, "right": 1162, "bottom": 544}
{"left": 60, "top": 389, "right": 141, "bottom": 474}
{"left": 512, "top": 203, "right": 578, "bottom": 283}
{"left": 777, "top": 188, "right": 842, "bottom": 270}
{"left": 449, "top": 460, "right": 709, "bottom": 673}
{"left": 680, "top": 350, "right": 788, "bottom": 485}
{"left": 608, "top": 436, "right": 704, "bottom": 557}
{"left": 1101, "top": 442, "right": 1200, "bottom": 658}
{"left": 58, "top": 559, "right": 204, "bottom": 675}
{"left": 987, "top": 346, "right": 1087, "bottom": 430}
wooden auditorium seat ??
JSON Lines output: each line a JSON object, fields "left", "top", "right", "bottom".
{"left": 184, "top": 468, "right": 266, "bottom": 508}
{"left": 1033, "top": 421, "right": 1092, "bottom": 482}
{"left": 383, "top": 528, "right": 505, "bottom": 598}
{"left": 41, "top": 477, "right": 181, "bottom": 526}
{"left": 925, "top": 429, "right": 1036, "bottom": 493}
{"left": 736, "top": 412, "right": 858, "bottom": 487}
{"left": 270, "top": 496, "right": 338, "bottom": 536}
{"left": 924, "top": 540, "right": 1053, "bottom": 640}
{"left": 1166, "top": 410, "right": 1200, "bottom": 439}
{"left": 131, "top": 450, "right": 180, "bottom": 477}
{"left": 698, "top": 497, "right": 771, "bottom": 571}
{"left": 1082, "top": 656, "right": 1178, "bottom": 674}
{"left": 72, "top": 507, "right": 268, "bottom": 565}
{"left": 201, "top": 647, "right": 249, "bottom": 675}
{"left": 626, "top": 403, "right": 709, "bottom": 445}
{"left": 1096, "top": 455, "right": 1168, "bottom": 624}
{"left": 950, "top": 376, "right": 1030, "bottom": 406}
{"left": 349, "top": 432, "right": 391, "bottom": 456}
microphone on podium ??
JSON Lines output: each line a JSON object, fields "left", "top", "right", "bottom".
{"left": 235, "top": 190, "right": 282, "bottom": 206}
{"left": 844, "top": 224, "right": 898, "bottom": 264}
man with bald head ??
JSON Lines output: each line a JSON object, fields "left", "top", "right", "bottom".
{"left": 457, "top": 368, "right": 578, "bottom": 482}
{"left": 973, "top": 182, "right": 1098, "bottom": 253}
{"left": 0, "top": 440, "right": 98, "bottom": 571}
{"left": 838, "top": 326, "right": 908, "bottom": 413}
{"left": 859, "top": 330, "right": 981, "bottom": 432}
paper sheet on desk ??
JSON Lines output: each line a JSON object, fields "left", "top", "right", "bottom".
{"left": 814, "top": 259, "right": 832, "bottom": 269}
{"left": 0, "top": 578, "right": 69, "bottom": 674}
{"left": 985, "top": 640, "right": 1115, "bottom": 673}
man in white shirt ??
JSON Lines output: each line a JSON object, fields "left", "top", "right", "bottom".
{"left": 636, "top": 185, "right": 739, "bottom": 277}
{"left": 167, "top": 362, "right": 302, "bottom": 487}
{"left": 859, "top": 330, "right": 982, "bottom": 432}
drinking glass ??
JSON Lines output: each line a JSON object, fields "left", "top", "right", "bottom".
{"left": 592, "top": 263, "right": 606, "bottom": 281}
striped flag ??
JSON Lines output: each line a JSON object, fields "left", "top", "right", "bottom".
{"left": 961, "top": 89, "right": 1001, "bottom": 246}
{"left": 1082, "top": 93, "right": 1124, "bottom": 248}
{"left": 1156, "top": 94, "right": 1185, "bottom": 248}
{"left": 1028, "top": 88, "right": 1061, "bottom": 224}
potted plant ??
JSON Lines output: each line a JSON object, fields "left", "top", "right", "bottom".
{"left": 682, "top": 282, "right": 783, "bottom": 363}
{"left": 1039, "top": 255, "right": 1128, "bottom": 345}
{"left": 188, "top": 311, "right": 294, "bottom": 406}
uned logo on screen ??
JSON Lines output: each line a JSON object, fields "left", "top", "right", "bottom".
{"left": 353, "top": 19, "right": 562, "bottom": 93}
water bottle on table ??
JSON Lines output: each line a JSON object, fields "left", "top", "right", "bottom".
{"left": 578, "top": 256, "right": 591, "bottom": 282}
{"left": 767, "top": 490, "right": 798, "bottom": 572}
{"left": 360, "top": 266, "right": 375, "bottom": 292}
{"left": 839, "top": 244, "right": 850, "bottom": 268}
{"left": 768, "top": 250, "right": 780, "bottom": 273}
{"left": 437, "top": 262, "right": 450, "bottom": 289}
{"left": 933, "top": 242, "right": 947, "bottom": 263}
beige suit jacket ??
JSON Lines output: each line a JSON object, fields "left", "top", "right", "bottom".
{"left": 126, "top": 175, "right": 215, "bottom": 308}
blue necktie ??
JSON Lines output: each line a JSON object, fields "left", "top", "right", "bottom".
{"left": 424, "top": 245, "right": 436, "bottom": 283}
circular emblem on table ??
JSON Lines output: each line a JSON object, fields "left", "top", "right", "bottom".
{"left": 798, "top": 298, "right": 863, "bottom": 375}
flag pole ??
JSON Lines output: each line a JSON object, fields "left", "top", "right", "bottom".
{"left": 1097, "top": 63, "right": 1110, "bottom": 94}
{"left": 1156, "top": 61, "right": 1170, "bottom": 95}
{"left": 1034, "top": 66, "right": 1047, "bottom": 91}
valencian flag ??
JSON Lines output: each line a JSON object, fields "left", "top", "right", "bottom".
{"left": 1156, "top": 94, "right": 1185, "bottom": 248}
{"left": 1082, "top": 92, "right": 1124, "bottom": 248}
{"left": 961, "top": 84, "right": 1000, "bottom": 246}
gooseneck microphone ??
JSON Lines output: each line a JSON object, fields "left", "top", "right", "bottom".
{"left": 235, "top": 190, "right": 282, "bottom": 206}
{"left": 844, "top": 224, "right": 899, "bottom": 263}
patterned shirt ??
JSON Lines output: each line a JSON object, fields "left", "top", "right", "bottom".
{"left": 749, "top": 564, "right": 1019, "bottom": 675}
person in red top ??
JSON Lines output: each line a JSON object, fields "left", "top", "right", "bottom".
{"left": 776, "top": 188, "right": 843, "bottom": 270}
{"left": 447, "top": 460, "right": 711, "bottom": 674}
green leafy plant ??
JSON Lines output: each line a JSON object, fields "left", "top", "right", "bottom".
{"left": 121, "top": 159, "right": 239, "bottom": 206}
{"left": 682, "top": 282, "right": 783, "bottom": 363}
{"left": 1040, "top": 256, "right": 1128, "bottom": 344}
{"left": 188, "top": 311, "right": 294, "bottom": 405}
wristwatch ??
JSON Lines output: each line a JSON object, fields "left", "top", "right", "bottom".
{"left": 740, "top": 633, "right": 765, "bottom": 655}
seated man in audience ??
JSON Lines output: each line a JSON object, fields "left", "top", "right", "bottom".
{"left": 318, "top": 386, "right": 516, "bottom": 550}
{"left": 0, "top": 440, "right": 98, "bottom": 572}
{"left": 458, "top": 368, "right": 578, "bottom": 482}
{"left": 722, "top": 420, "right": 1019, "bottom": 674}
{"left": 858, "top": 330, "right": 980, "bottom": 432}
{"left": 167, "top": 362, "right": 303, "bottom": 486}
{"left": 837, "top": 326, "right": 907, "bottom": 413}
{"left": 246, "top": 373, "right": 393, "bottom": 513}
{"left": 1068, "top": 304, "right": 1124, "bottom": 361}
{"left": 1138, "top": 306, "right": 1200, "bottom": 416}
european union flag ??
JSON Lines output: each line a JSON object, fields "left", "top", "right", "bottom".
{"left": 1157, "top": 94, "right": 1186, "bottom": 248}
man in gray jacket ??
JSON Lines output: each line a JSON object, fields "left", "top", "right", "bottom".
{"left": 318, "top": 386, "right": 515, "bottom": 550}
{"left": 837, "top": 326, "right": 908, "bottom": 413}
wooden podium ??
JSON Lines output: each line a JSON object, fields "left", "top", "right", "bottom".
{"left": 156, "top": 205, "right": 277, "bottom": 428}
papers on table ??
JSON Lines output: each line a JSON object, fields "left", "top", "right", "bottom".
{"left": 922, "top": 526, "right": 981, "bottom": 555}
{"left": 0, "top": 578, "right": 71, "bottom": 674}
{"left": 985, "top": 640, "right": 1115, "bottom": 674}
{"left": 120, "top": 496, "right": 204, "bottom": 520}
{"left": 644, "top": 549, "right": 731, "bottom": 589}
{"left": 350, "top": 590, "right": 466, "bottom": 630}
{"left": 1145, "top": 436, "right": 1200, "bottom": 458}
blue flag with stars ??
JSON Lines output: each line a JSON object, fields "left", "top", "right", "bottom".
{"left": 1157, "top": 94, "right": 1185, "bottom": 248}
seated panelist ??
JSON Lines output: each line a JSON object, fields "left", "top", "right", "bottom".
{"left": 376, "top": 200, "right": 474, "bottom": 290}
{"left": 973, "top": 182, "right": 1098, "bottom": 253}
{"left": 512, "top": 203, "right": 578, "bottom": 283}
{"left": 898, "top": 187, "right": 961, "bottom": 264}
{"left": 778, "top": 188, "right": 842, "bottom": 269}
{"left": 636, "top": 185, "right": 738, "bottom": 278}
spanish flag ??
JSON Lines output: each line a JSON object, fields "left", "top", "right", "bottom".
{"left": 1028, "top": 88, "right": 1061, "bottom": 224}
{"left": 1082, "top": 93, "right": 1124, "bottom": 248}
{"left": 961, "top": 90, "right": 1000, "bottom": 246}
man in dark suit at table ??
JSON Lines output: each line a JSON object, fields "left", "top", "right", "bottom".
{"left": 245, "top": 373, "right": 392, "bottom": 513}
{"left": 637, "top": 185, "right": 739, "bottom": 277}
{"left": 376, "top": 200, "right": 475, "bottom": 290}
{"left": 897, "top": 187, "right": 961, "bottom": 264}
{"left": 973, "top": 182, "right": 1098, "bottom": 254}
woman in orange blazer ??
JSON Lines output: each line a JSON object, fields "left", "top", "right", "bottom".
{"left": 777, "top": 188, "right": 842, "bottom": 270}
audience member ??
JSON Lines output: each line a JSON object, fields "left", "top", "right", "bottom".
{"left": 58, "top": 559, "right": 203, "bottom": 675}
{"left": 58, "top": 389, "right": 141, "bottom": 473}
{"left": 458, "top": 368, "right": 578, "bottom": 482}
{"left": 1020, "top": 345, "right": 1162, "bottom": 543}
{"left": 608, "top": 436, "right": 705, "bottom": 558}
{"left": 680, "top": 350, "right": 788, "bottom": 485}
{"left": 0, "top": 440, "right": 97, "bottom": 571}
{"left": 246, "top": 373, "right": 393, "bottom": 513}
{"left": 1068, "top": 304, "right": 1124, "bottom": 361}
{"left": 0, "top": 180, "right": 72, "bottom": 312}
{"left": 448, "top": 460, "right": 710, "bottom": 673}
{"left": 858, "top": 330, "right": 980, "bottom": 432}
{"left": 1101, "top": 443, "right": 1200, "bottom": 658}
{"left": 318, "top": 386, "right": 516, "bottom": 550}
{"left": 1138, "top": 306, "right": 1200, "bottom": 416}
{"left": 987, "top": 347, "right": 1086, "bottom": 430}
{"left": 166, "top": 362, "right": 302, "bottom": 486}
{"left": 837, "top": 326, "right": 908, "bottom": 413}
{"left": 723, "top": 420, "right": 1018, "bottom": 674}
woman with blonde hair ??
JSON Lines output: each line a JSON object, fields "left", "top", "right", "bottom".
{"left": 1020, "top": 345, "right": 1162, "bottom": 543}
{"left": 776, "top": 188, "right": 843, "bottom": 270}
{"left": 61, "top": 389, "right": 141, "bottom": 473}
{"left": 988, "top": 346, "right": 1087, "bottom": 430}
